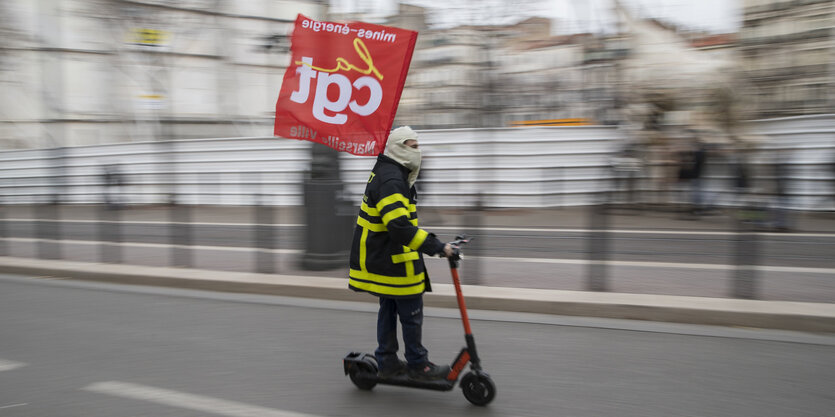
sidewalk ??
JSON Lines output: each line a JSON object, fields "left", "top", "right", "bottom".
{"left": 1, "top": 204, "right": 834, "bottom": 333}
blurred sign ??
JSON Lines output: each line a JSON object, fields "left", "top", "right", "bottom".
{"left": 137, "top": 94, "right": 166, "bottom": 110}
{"left": 509, "top": 118, "right": 590, "bottom": 127}
{"left": 274, "top": 14, "right": 418, "bottom": 156}
{"left": 127, "top": 28, "right": 171, "bottom": 47}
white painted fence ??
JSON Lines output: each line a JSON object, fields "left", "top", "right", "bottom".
{"left": 0, "top": 115, "right": 832, "bottom": 210}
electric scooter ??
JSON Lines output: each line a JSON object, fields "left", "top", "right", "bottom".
{"left": 343, "top": 235, "right": 496, "bottom": 406}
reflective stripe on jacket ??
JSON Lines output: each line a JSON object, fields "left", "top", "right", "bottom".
{"left": 348, "top": 155, "right": 445, "bottom": 298}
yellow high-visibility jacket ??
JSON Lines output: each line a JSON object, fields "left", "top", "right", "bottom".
{"left": 349, "top": 155, "right": 445, "bottom": 298}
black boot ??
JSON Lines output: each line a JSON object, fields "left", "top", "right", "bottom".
{"left": 408, "top": 362, "right": 450, "bottom": 381}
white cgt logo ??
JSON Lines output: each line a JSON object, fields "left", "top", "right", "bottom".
{"left": 290, "top": 57, "right": 383, "bottom": 125}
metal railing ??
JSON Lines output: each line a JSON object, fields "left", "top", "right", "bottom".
{"left": 0, "top": 115, "right": 832, "bottom": 210}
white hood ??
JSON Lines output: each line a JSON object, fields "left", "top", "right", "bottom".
{"left": 383, "top": 126, "right": 421, "bottom": 187}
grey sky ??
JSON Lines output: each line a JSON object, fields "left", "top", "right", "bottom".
{"left": 330, "top": 0, "right": 741, "bottom": 34}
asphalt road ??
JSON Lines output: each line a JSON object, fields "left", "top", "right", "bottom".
{"left": 1, "top": 275, "right": 834, "bottom": 417}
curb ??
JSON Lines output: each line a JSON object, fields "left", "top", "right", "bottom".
{"left": 1, "top": 256, "right": 834, "bottom": 333}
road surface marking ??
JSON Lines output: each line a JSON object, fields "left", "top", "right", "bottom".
{"left": 83, "top": 381, "right": 321, "bottom": 417}
{"left": 4, "top": 218, "right": 833, "bottom": 237}
{"left": 431, "top": 225, "right": 835, "bottom": 238}
{"left": 480, "top": 256, "right": 835, "bottom": 274}
{"left": 2, "top": 238, "right": 832, "bottom": 274}
{"left": 0, "top": 359, "right": 26, "bottom": 372}
{"left": 3, "top": 219, "right": 304, "bottom": 228}
{"left": 0, "top": 403, "right": 28, "bottom": 410}
{"left": 0, "top": 238, "right": 301, "bottom": 254}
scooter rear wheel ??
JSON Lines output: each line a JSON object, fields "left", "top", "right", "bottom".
{"left": 349, "top": 366, "right": 377, "bottom": 390}
{"left": 460, "top": 372, "right": 496, "bottom": 406}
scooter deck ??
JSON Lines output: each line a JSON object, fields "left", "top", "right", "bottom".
{"left": 344, "top": 352, "right": 456, "bottom": 391}
{"left": 356, "top": 369, "right": 456, "bottom": 391}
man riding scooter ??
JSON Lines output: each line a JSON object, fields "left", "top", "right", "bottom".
{"left": 348, "top": 126, "right": 454, "bottom": 381}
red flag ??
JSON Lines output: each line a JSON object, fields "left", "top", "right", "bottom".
{"left": 274, "top": 15, "right": 418, "bottom": 156}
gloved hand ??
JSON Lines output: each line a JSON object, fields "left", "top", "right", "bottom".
{"left": 441, "top": 243, "right": 454, "bottom": 258}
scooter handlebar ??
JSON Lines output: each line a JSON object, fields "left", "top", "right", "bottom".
{"left": 442, "top": 235, "right": 472, "bottom": 264}
{"left": 449, "top": 235, "right": 472, "bottom": 248}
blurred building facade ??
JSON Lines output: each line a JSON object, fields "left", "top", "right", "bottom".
{"left": 491, "top": 21, "right": 591, "bottom": 127}
{"left": 739, "top": 0, "right": 834, "bottom": 118}
{"left": 0, "top": 0, "right": 325, "bottom": 149}
{"left": 388, "top": 0, "right": 833, "bottom": 129}
{"left": 381, "top": 6, "right": 743, "bottom": 130}
{"left": 394, "top": 22, "right": 488, "bottom": 129}
{"left": 383, "top": 9, "right": 627, "bottom": 130}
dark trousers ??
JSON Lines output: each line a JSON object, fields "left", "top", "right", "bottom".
{"left": 375, "top": 296, "right": 428, "bottom": 370}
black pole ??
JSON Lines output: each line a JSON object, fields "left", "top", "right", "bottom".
{"left": 170, "top": 199, "right": 192, "bottom": 268}
{"left": 0, "top": 201, "right": 6, "bottom": 257}
{"left": 301, "top": 143, "right": 349, "bottom": 270}
{"left": 98, "top": 204, "right": 122, "bottom": 263}
{"left": 464, "top": 196, "right": 483, "bottom": 285}
{"left": 732, "top": 209, "right": 759, "bottom": 299}
{"left": 36, "top": 199, "right": 60, "bottom": 260}
{"left": 586, "top": 202, "right": 609, "bottom": 291}
{"left": 255, "top": 194, "right": 276, "bottom": 274}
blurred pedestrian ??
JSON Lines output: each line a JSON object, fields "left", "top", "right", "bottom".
{"left": 730, "top": 151, "right": 751, "bottom": 207}
{"left": 689, "top": 138, "right": 708, "bottom": 215}
{"left": 348, "top": 126, "right": 454, "bottom": 381}
{"left": 676, "top": 135, "right": 706, "bottom": 217}
{"left": 610, "top": 142, "right": 643, "bottom": 207}
{"left": 730, "top": 149, "right": 767, "bottom": 227}
{"left": 769, "top": 151, "right": 792, "bottom": 231}
{"left": 102, "top": 164, "right": 124, "bottom": 208}
{"left": 414, "top": 158, "right": 442, "bottom": 225}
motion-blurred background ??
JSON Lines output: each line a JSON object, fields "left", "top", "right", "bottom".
{"left": 0, "top": 0, "right": 833, "bottom": 288}
{"left": 1, "top": 0, "right": 833, "bottom": 208}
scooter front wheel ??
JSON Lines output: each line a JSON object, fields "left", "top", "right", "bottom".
{"left": 460, "top": 371, "right": 496, "bottom": 406}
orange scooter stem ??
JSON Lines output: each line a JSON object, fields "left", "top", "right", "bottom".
{"left": 449, "top": 266, "right": 473, "bottom": 336}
